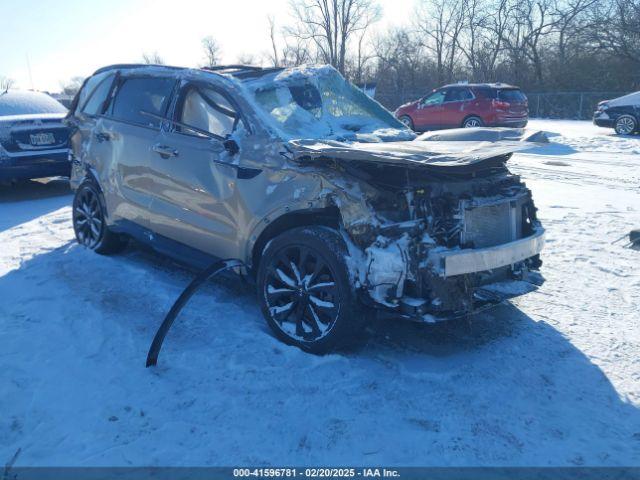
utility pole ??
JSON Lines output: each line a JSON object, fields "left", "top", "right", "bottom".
{"left": 26, "top": 53, "right": 34, "bottom": 90}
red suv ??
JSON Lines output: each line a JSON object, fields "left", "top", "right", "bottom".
{"left": 394, "top": 83, "right": 528, "bottom": 131}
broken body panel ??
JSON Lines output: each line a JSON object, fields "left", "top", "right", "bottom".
{"left": 68, "top": 64, "right": 545, "bottom": 322}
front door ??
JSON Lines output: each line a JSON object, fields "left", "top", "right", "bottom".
{"left": 146, "top": 82, "right": 246, "bottom": 260}
{"left": 413, "top": 90, "right": 446, "bottom": 130}
{"left": 441, "top": 87, "right": 474, "bottom": 128}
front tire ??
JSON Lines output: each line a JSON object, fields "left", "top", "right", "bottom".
{"left": 257, "top": 226, "right": 363, "bottom": 353}
{"left": 615, "top": 115, "right": 637, "bottom": 135}
{"left": 399, "top": 115, "right": 415, "bottom": 131}
{"left": 72, "top": 180, "right": 127, "bottom": 254}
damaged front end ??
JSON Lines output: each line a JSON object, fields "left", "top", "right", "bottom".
{"left": 287, "top": 131, "right": 546, "bottom": 322}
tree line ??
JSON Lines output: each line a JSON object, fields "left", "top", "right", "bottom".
{"left": 266, "top": 0, "right": 640, "bottom": 109}
{"left": 4, "top": 0, "right": 638, "bottom": 110}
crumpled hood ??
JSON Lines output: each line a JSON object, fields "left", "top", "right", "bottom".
{"left": 287, "top": 128, "right": 548, "bottom": 171}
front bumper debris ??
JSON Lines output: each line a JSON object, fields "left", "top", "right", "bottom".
{"left": 429, "top": 228, "right": 545, "bottom": 277}
{"left": 395, "top": 269, "right": 544, "bottom": 323}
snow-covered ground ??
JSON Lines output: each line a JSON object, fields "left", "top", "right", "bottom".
{"left": 1, "top": 119, "right": 639, "bottom": 467}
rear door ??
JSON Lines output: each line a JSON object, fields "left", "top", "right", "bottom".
{"left": 441, "top": 87, "right": 475, "bottom": 127}
{"left": 145, "top": 81, "right": 246, "bottom": 259}
{"left": 71, "top": 71, "right": 118, "bottom": 194}
{"left": 97, "top": 75, "right": 177, "bottom": 228}
{"left": 413, "top": 90, "right": 446, "bottom": 130}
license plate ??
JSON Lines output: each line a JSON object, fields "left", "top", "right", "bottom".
{"left": 29, "top": 132, "right": 55, "bottom": 146}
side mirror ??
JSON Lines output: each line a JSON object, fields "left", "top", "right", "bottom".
{"left": 209, "top": 138, "right": 239, "bottom": 156}
{"left": 208, "top": 141, "right": 225, "bottom": 154}
{"left": 223, "top": 139, "right": 239, "bottom": 155}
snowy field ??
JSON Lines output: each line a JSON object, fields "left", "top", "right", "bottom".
{"left": 1, "top": 119, "right": 639, "bottom": 467}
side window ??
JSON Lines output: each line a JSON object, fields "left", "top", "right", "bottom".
{"left": 478, "top": 88, "right": 496, "bottom": 100}
{"left": 422, "top": 90, "right": 446, "bottom": 106}
{"left": 108, "top": 77, "right": 175, "bottom": 128}
{"left": 179, "top": 86, "right": 240, "bottom": 139}
{"left": 80, "top": 73, "right": 114, "bottom": 116}
{"left": 445, "top": 88, "right": 474, "bottom": 102}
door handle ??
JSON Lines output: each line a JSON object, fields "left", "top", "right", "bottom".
{"left": 95, "top": 132, "right": 111, "bottom": 142}
{"left": 152, "top": 144, "right": 179, "bottom": 158}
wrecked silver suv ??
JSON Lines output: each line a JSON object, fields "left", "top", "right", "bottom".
{"left": 66, "top": 64, "right": 544, "bottom": 352}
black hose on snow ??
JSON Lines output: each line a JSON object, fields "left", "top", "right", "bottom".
{"left": 146, "top": 258, "right": 245, "bottom": 367}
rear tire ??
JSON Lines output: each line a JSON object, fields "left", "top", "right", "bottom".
{"left": 462, "top": 116, "right": 484, "bottom": 128}
{"left": 614, "top": 115, "right": 637, "bottom": 135}
{"left": 399, "top": 115, "right": 415, "bottom": 131}
{"left": 257, "top": 226, "right": 364, "bottom": 353}
{"left": 72, "top": 180, "right": 127, "bottom": 255}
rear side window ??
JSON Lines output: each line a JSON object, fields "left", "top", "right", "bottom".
{"left": 476, "top": 88, "right": 496, "bottom": 99}
{"left": 179, "top": 86, "right": 240, "bottom": 138}
{"left": 76, "top": 72, "right": 107, "bottom": 112}
{"left": 445, "top": 88, "right": 474, "bottom": 102}
{"left": 498, "top": 89, "right": 527, "bottom": 103}
{"left": 108, "top": 77, "right": 175, "bottom": 128}
{"left": 81, "top": 74, "right": 114, "bottom": 116}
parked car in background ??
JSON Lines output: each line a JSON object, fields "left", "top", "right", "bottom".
{"left": 0, "top": 90, "right": 70, "bottom": 183}
{"left": 593, "top": 91, "right": 640, "bottom": 135}
{"left": 395, "top": 83, "right": 528, "bottom": 132}
{"left": 66, "top": 64, "right": 544, "bottom": 353}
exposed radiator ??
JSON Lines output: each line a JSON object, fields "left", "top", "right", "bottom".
{"left": 461, "top": 196, "right": 526, "bottom": 248}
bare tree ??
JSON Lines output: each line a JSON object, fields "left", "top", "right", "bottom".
{"left": 59, "top": 76, "right": 84, "bottom": 96}
{"left": 0, "top": 76, "right": 15, "bottom": 91}
{"left": 372, "top": 28, "right": 436, "bottom": 106}
{"left": 281, "top": 38, "right": 313, "bottom": 67}
{"left": 287, "top": 0, "right": 381, "bottom": 74}
{"left": 236, "top": 53, "right": 259, "bottom": 65}
{"left": 415, "top": 0, "right": 466, "bottom": 84}
{"left": 265, "top": 15, "right": 313, "bottom": 68}
{"left": 350, "top": 22, "right": 375, "bottom": 83}
{"left": 481, "top": 0, "right": 510, "bottom": 81}
{"left": 590, "top": 0, "right": 640, "bottom": 65}
{"left": 268, "top": 16, "right": 281, "bottom": 67}
{"left": 142, "top": 51, "right": 165, "bottom": 65}
{"left": 201, "top": 36, "right": 222, "bottom": 67}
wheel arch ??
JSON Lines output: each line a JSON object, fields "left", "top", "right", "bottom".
{"left": 398, "top": 113, "right": 415, "bottom": 129}
{"left": 249, "top": 206, "right": 342, "bottom": 276}
{"left": 76, "top": 167, "right": 111, "bottom": 220}
{"left": 78, "top": 166, "right": 103, "bottom": 192}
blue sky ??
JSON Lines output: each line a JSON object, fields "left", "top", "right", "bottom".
{"left": 0, "top": 0, "right": 414, "bottom": 91}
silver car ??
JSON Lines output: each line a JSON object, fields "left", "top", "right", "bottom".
{"left": 66, "top": 64, "right": 545, "bottom": 353}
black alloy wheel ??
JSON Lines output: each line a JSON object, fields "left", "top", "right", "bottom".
{"left": 257, "top": 226, "right": 364, "bottom": 353}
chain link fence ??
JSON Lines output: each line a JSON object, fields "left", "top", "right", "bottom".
{"left": 526, "top": 92, "right": 626, "bottom": 119}
{"left": 375, "top": 91, "right": 425, "bottom": 112}
{"left": 374, "top": 90, "right": 628, "bottom": 120}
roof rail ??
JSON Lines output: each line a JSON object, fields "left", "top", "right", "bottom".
{"left": 202, "top": 65, "right": 264, "bottom": 72}
{"left": 92, "top": 63, "right": 184, "bottom": 75}
{"left": 202, "top": 65, "right": 286, "bottom": 79}
{"left": 89, "top": 63, "right": 286, "bottom": 81}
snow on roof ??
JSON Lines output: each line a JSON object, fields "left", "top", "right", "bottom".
{"left": 441, "top": 82, "right": 520, "bottom": 89}
{"left": 0, "top": 90, "right": 67, "bottom": 117}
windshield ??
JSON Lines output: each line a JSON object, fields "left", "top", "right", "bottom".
{"left": 0, "top": 90, "right": 67, "bottom": 117}
{"left": 245, "top": 66, "right": 414, "bottom": 142}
